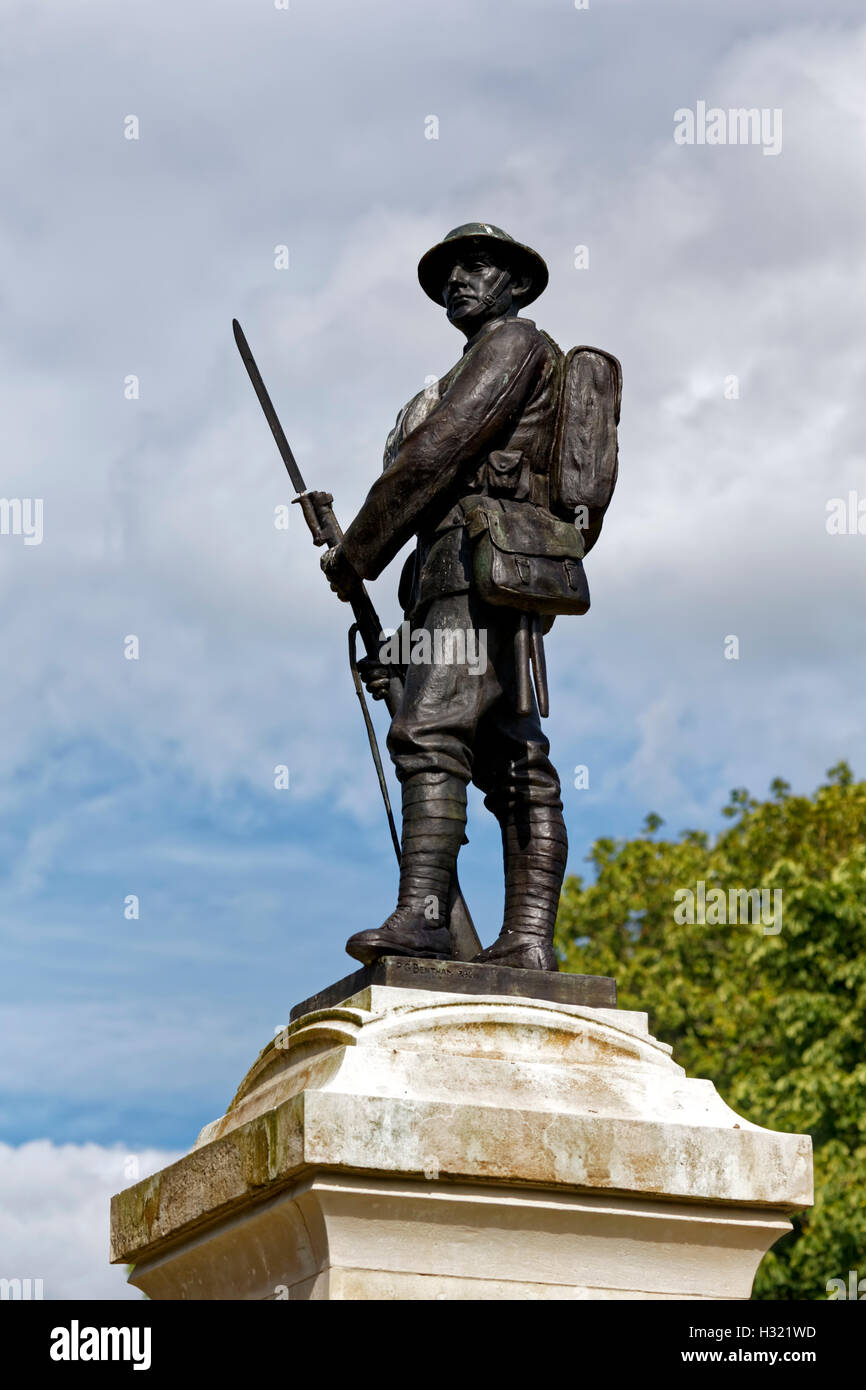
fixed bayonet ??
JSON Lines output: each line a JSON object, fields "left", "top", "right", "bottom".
{"left": 233, "top": 319, "right": 306, "bottom": 495}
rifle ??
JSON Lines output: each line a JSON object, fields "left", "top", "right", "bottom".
{"left": 232, "top": 319, "right": 481, "bottom": 961}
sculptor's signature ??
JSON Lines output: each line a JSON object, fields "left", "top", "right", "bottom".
{"left": 393, "top": 960, "right": 472, "bottom": 979}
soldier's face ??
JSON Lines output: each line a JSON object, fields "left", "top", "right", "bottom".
{"left": 443, "top": 248, "right": 514, "bottom": 331}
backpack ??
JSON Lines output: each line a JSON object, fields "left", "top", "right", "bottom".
{"left": 542, "top": 338, "right": 622, "bottom": 554}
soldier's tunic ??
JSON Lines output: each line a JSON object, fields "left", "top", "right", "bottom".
{"left": 340, "top": 313, "right": 564, "bottom": 822}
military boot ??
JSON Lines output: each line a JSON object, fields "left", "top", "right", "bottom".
{"left": 345, "top": 771, "right": 467, "bottom": 965}
{"left": 473, "top": 808, "right": 567, "bottom": 971}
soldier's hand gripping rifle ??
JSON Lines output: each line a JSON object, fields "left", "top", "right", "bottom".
{"left": 232, "top": 319, "right": 481, "bottom": 961}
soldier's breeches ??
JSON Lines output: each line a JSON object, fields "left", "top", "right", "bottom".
{"left": 386, "top": 593, "right": 564, "bottom": 818}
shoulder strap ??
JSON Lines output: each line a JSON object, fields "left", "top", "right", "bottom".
{"left": 529, "top": 331, "right": 567, "bottom": 508}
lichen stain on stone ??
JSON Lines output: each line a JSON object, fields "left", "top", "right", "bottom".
{"left": 118, "top": 1174, "right": 162, "bottom": 1244}
{"left": 138, "top": 1186, "right": 154, "bottom": 1234}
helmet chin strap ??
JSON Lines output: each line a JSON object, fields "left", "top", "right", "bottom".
{"left": 480, "top": 268, "right": 512, "bottom": 308}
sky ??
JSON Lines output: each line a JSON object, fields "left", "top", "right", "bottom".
{"left": 1, "top": 0, "right": 864, "bottom": 1297}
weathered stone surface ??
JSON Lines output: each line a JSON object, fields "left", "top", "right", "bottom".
{"left": 124, "top": 1176, "right": 796, "bottom": 1302}
{"left": 110, "top": 984, "right": 813, "bottom": 1300}
{"left": 289, "top": 955, "right": 616, "bottom": 1020}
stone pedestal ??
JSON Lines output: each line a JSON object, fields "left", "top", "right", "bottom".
{"left": 110, "top": 965, "right": 812, "bottom": 1300}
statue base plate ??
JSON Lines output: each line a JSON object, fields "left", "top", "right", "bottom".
{"left": 289, "top": 954, "right": 616, "bottom": 1021}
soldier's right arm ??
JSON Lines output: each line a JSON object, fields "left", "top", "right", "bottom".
{"left": 339, "top": 320, "right": 549, "bottom": 581}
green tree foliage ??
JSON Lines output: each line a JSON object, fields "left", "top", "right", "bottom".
{"left": 555, "top": 764, "right": 866, "bottom": 1299}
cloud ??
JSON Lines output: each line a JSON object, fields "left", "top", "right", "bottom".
{"left": 0, "top": 1141, "right": 181, "bottom": 1300}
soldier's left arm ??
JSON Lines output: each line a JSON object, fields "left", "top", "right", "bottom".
{"left": 339, "top": 321, "right": 549, "bottom": 581}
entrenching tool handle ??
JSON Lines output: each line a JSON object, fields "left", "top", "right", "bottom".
{"left": 514, "top": 613, "right": 549, "bottom": 718}
{"left": 515, "top": 612, "right": 533, "bottom": 716}
{"left": 529, "top": 613, "right": 549, "bottom": 718}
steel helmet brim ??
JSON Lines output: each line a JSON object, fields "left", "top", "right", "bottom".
{"left": 417, "top": 223, "right": 549, "bottom": 308}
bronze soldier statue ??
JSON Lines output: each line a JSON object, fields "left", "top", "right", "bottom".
{"left": 321, "top": 224, "right": 621, "bottom": 973}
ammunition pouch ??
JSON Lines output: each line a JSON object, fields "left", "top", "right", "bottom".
{"left": 462, "top": 498, "right": 590, "bottom": 616}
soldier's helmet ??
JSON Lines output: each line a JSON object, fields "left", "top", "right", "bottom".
{"left": 417, "top": 223, "right": 549, "bottom": 308}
